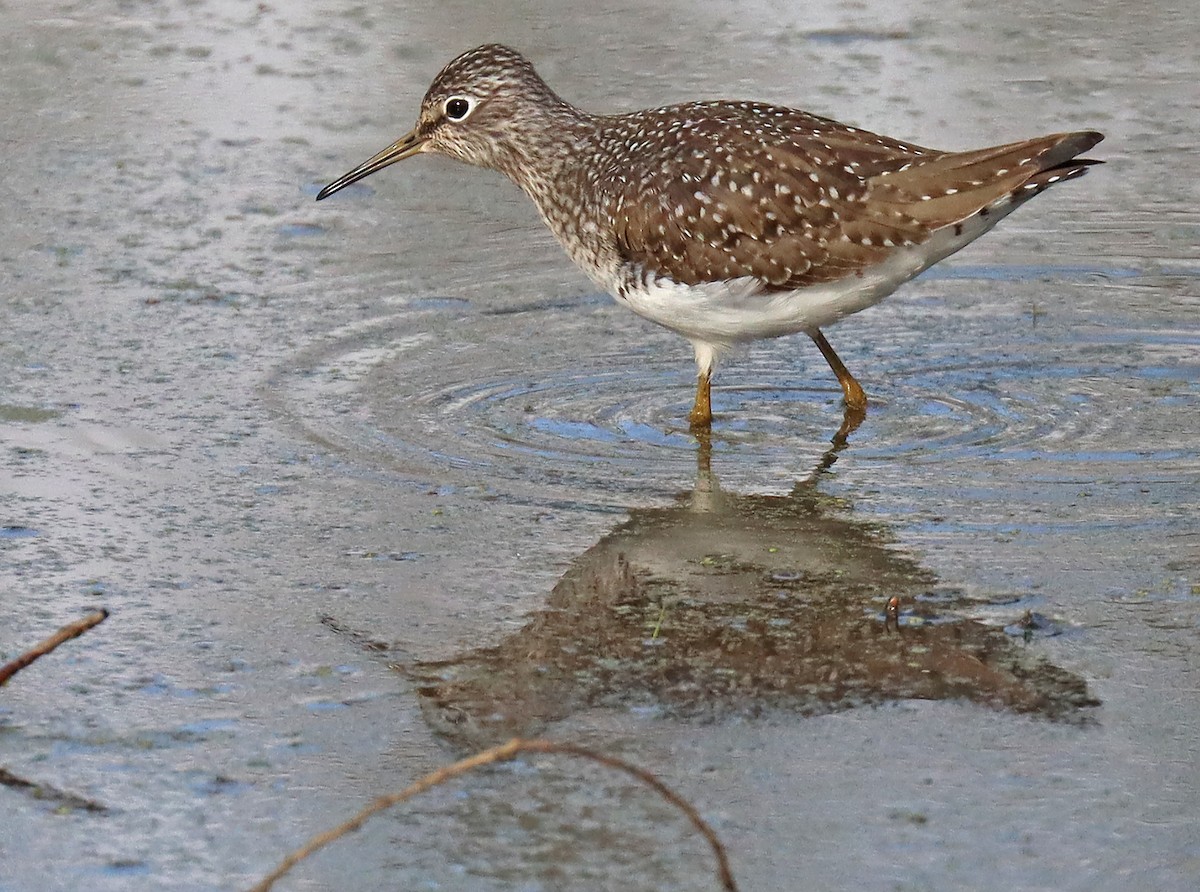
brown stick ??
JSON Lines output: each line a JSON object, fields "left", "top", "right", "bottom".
{"left": 0, "top": 766, "right": 108, "bottom": 813}
{"left": 0, "top": 609, "right": 109, "bottom": 687}
{"left": 248, "top": 737, "right": 737, "bottom": 892}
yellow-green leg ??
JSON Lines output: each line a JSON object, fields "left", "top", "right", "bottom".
{"left": 688, "top": 368, "right": 713, "bottom": 430}
{"left": 809, "top": 328, "right": 867, "bottom": 411}
{"left": 810, "top": 328, "right": 867, "bottom": 442}
{"left": 688, "top": 341, "right": 718, "bottom": 430}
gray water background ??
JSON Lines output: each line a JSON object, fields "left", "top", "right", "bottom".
{"left": 1, "top": 0, "right": 1197, "bottom": 890}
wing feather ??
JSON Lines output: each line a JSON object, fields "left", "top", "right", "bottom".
{"left": 603, "top": 105, "right": 1100, "bottom": 293}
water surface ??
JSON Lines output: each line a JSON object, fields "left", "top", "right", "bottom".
{"left": 1, "top": 1, "right": 1197, "bottom": 891}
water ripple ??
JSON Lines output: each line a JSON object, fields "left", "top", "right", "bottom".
{"left": 264, "top": 295, "right": 1199, "bottom": 510}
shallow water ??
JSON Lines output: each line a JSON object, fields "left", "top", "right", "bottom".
{"left": 1, "top": 1, "right": 1198, "bottom": 890}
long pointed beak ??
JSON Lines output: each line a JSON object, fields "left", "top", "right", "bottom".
{"left": 315, "top": 128, "right": 426, "bottom": 200}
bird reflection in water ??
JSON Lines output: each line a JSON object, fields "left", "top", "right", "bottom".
{"left": 406, "top": 419, "right": 1097, "bottom": 748}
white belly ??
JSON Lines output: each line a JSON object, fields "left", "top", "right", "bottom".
{"left": 617, "top": 270, "right": 898, "bottom": 345}
{"left": 606, "top": 203, "right": 1012, "bottom": 347}
{"left": 619, "top": 247, "right": 916, "bottom": 348}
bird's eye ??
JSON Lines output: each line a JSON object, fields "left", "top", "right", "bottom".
{"left": 444, "top": 97, "right": 474, "bottom": 121}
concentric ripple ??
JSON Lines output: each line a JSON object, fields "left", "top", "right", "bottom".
{"left": 265, "top": 300, "right": 844, "bottom": 504}
{"left": 265, "top": 283, "right": 1199, "bottom": 514}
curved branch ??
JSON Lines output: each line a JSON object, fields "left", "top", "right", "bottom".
{"left": 249, "top": 737, "right": 736, "bottom": 892}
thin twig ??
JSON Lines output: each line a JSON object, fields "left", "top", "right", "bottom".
{"left": 0, "top": 766, "right": 108, "bottom": 813}
{"left": 0, "top": 609, "right": 109, "bottom": 687}
{"left": 249, "top": 737, "right": 737, "bottom": 892}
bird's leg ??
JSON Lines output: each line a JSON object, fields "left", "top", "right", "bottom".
{"left": 688, "top": 341, "right": 718, "bottom": 430}
{"left": 688, "top": 368, "right": 713, "bottom": 430}
{"left": 809, "top": 329, "right": 867, "bottom": 412}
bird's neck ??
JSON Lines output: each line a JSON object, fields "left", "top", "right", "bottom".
{"left": 485, "top": 102, "right": 618, "bottom": 284}
{"left": 490, "top": 100, "right": 595, "bottom": 199}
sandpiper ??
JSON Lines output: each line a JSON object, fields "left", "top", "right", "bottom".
{"left": 317, "top": 44, "right": 1102, "bottom": 430}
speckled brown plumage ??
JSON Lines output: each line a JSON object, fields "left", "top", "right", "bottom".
{"left": 317, "top": 44, "right": 1103, "bottom": 430}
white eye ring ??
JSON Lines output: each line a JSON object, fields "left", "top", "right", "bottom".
{"left": 443, "top": 96, "right": 476, "bottom": 121}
